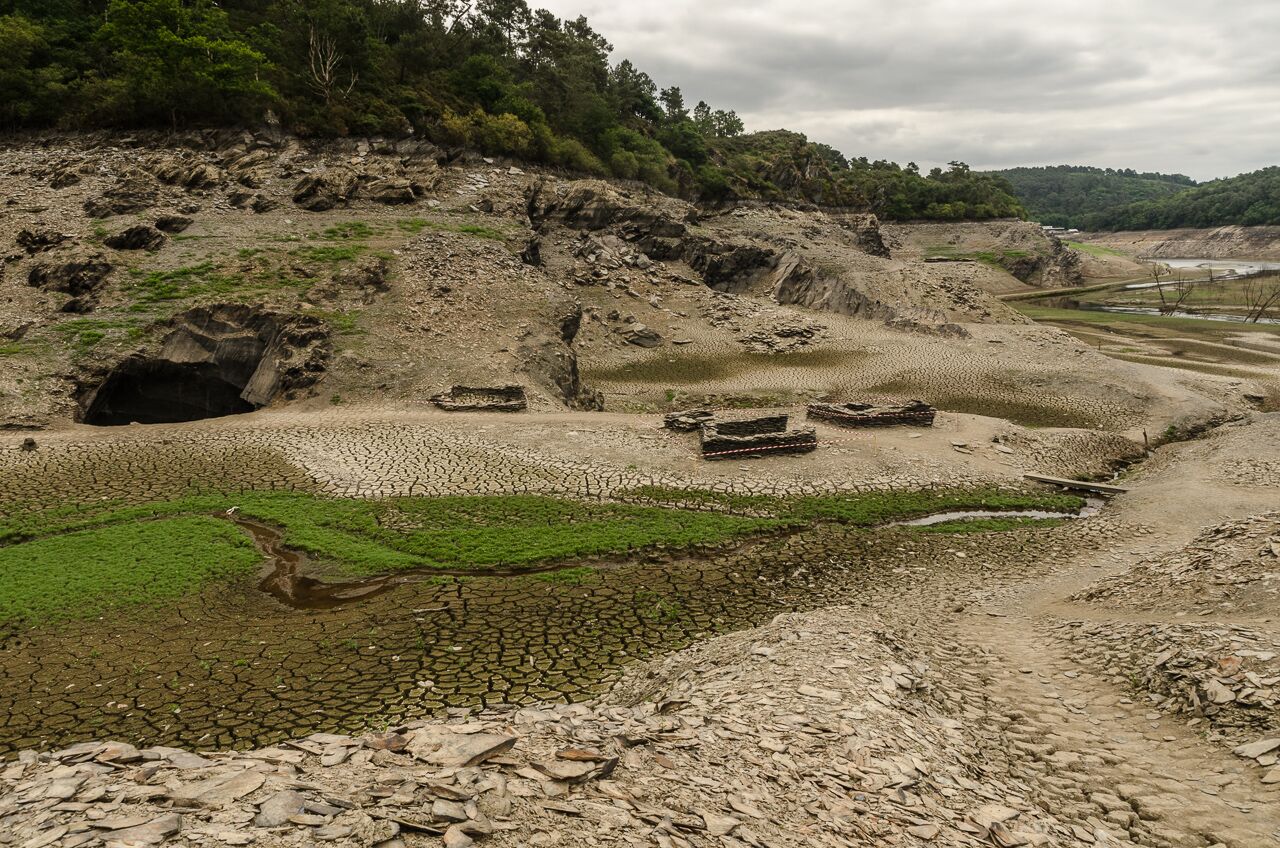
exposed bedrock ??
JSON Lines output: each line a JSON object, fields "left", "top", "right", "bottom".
{"left": 79, "top": 305, "right": 330, "bottom": 426}
{"left": 1000, "top": 237, "right": 1083, "bottom": 287}
{"left": 527, "top": 179, "right": 690, "bottom": 237}
{"left": 769, "top": 252, "right": 969, "bottom": 335}
{"left": 519, "top": 303, "right": 605, "bottom": 411}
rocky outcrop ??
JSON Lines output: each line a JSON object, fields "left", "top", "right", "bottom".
{"left": 999, "top": 237, "right": 1083, "bottom": 287}
{"left": 221, "top": 149, "right": 277, "bottom": 189}
{"left": 155, "top": 215, "right": 193, "bottom": 234}
{"left": 293, "top": 168, "right": 360, "bottom": 212}
{"left": 84, "top": 170, "right": 158, "bottom": 217}
{"left": 104, "top": 225, "right": 166, "bottom": 251}
{"left": 16, "top": 229, "right": 71, "bottom": 254}
{"left": 151, "top": 155, "right": 223, "bottom": 190}
{"left": 519, "top": 304, "right": 605, "bottom": 410}
{"left": 364, "top": 177, "right": 418, "bottom": 205}
{"left": 528, "top": 180, "right": 688, "bottom": 238}
{"left": 769, "top": 252, "right": 898, "bottom": 321}
{"left": 80, "top": 306, "right": 330, "bottom": 425}
{"left": 680, "top": 237, "right": 778, "bottom": 293}
{"left": 27, "top": 253, "right": 113, "bottom": 312}
{"left": 831, "top": 212, "right": 890, "bottom": 258}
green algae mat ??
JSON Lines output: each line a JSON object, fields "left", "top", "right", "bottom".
{"left": 0, "top": 488, "right": 1083, "bottom": 629}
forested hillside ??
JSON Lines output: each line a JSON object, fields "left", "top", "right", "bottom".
{"left": 0, "top": 0, "right": 1022, "bottom": 218}
{"left": 991, "top": 165, "right": 1196, "bottom": 228}
{"left": 1080, "top": 167, "right": 1280, "bottom": 231}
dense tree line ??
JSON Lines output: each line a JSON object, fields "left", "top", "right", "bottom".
{"left": 990, "top": 165, "right": 1197, "bottom": 228}
{"left": 1080, "top": 167, "right": 1280, "bottom": 231}
{"left": 0, "top": 0, "right": 1021, "bottom": 218}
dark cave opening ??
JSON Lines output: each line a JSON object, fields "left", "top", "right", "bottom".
{"left": 82, "top": 359, "right": 258, "bottom": 426}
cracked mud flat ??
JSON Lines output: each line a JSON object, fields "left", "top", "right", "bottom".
{"left": 3, "top": 415, "right": 1279, "bottom": 848}
{"left": 0, "top": 408, "right": 1101, "bottom": 755}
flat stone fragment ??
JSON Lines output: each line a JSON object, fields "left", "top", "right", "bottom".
{"left": 103, "top": 813, "right": 182, "bottom": 846}
{"left": 170, "top": 770, "right": 266, "bottom": 808}
{"left": 970, "top": 804, "right": 1020, "bottom": 830}
{"left": 1233, "top": 738, "right": 1280, "bottom": 760}
{"left": 700, "top": 812, "right": 742, "bottom": 836}
{"left": 254, "top": 789, "right": 306, "bottom": 827}
{"left": 431, "top": 799, "right": 467, "bottom": 822}
{"left": 405, "top": 728, "right": 516, "bottom": 768}
{"left": 531, "top": 759, "right": 597, "bottom": 782}
{"left": 443, "top": 826, "right": 474, "bottom": 848}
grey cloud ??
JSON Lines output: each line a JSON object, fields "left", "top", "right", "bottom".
{"left": 537, "top": 0, "right": 1279, "bottom": 180}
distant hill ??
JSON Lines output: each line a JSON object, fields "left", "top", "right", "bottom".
{"left": 1079, "top": 167, "right": 1280, "bottom": 232}
{"left": 990, "top": 166, "right": 1196, "bottom": 228}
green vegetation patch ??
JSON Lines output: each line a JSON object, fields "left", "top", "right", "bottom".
{"left": 1066, "top": 241, "right": 1127, "bottom": 258}
{"left": 0, "top": 487, "right": 1083, "bottom": 629}
{"left": 127, "top": 262, "right": 309, "bottom": 308}
{"left": 0, "top": 517, "right": 259, "bottom": 628}
{"left": 321, "top": 222, "right": 377, "bottom": 240}
{"left": 51, "top": 318, "right": 146, "bottom": 354}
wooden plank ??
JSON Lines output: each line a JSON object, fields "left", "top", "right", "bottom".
{"left": 1023, "top": 474, "right": 1128, "bottom": 495}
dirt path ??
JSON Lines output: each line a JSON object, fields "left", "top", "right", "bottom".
{"left": 932, "top": 478, "right": 1280, "bottom": 847}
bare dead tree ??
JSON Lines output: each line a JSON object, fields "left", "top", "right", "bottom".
{"left": 308, "top": 27, "right": 358, "bottom": 104}
{"left": 1242, "top": 273, "right": 1280, "bottom": 323}
{"left": 1149, "top": 262, "right": 1172, "bottom": 309}
{"left": 1166, "top": 275, "right": 1197, "bottom": 314}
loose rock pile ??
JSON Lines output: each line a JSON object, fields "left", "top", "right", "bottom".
{"left": 1, "top": 608, "right": 1083, "bottom": 848}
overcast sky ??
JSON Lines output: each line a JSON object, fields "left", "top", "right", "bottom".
{"left": 537, "top": 0, "right": 1278, "bottom": 181}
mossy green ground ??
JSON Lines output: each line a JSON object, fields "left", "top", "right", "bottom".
{"left": 0, "top": 488, "right": 1083, "bottom": 629}
{"left": 0, "top": 517, "right": 260, "bottom": 628}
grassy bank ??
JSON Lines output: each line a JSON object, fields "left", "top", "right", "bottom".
{"left": 0, "top": 488, "right": 1084, "bottom": 628}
